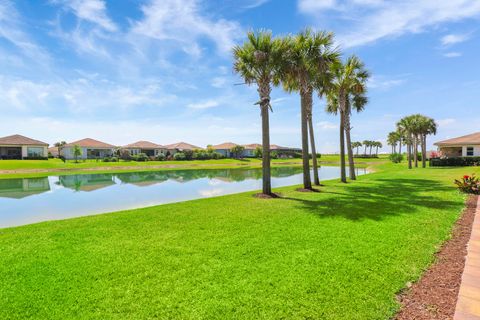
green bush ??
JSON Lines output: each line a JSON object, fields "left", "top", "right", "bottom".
{"left": 270, "top": 151, "right": 278, "bottom": 159}
{"left": 110, "top": 157, "right": 118, "bottom": 162}
{"left": 454, "top": 174, "right": 480, "bottom": 194}
{"left": 136, "top": 153, "right": 149, "bottom": 162}
{"left": 389, "top": 153, "right": 404, "bottom": 163}
{"left": 102, "top": 157, "right": 110, "bottom": 162}
{"left": 174, "top": 152, "right": 186, "bottom": 160}
{"left": 430, "top": 157, "right": 480, "bottom": 167}
{"left": 155, "top": 153, "right": 166, "bottom": 161}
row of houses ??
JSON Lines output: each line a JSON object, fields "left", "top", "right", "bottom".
{"left": 0, "top": 134, "right": 301, "bottom": 160}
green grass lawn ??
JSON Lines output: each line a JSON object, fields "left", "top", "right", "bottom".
{"left": 0, "top": 162, "right": 473, "bottom": 319}
{"left": 0, "top": 155, "right": 387, "bottom": 179}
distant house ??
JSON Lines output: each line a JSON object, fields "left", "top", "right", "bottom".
{"left": 0, "top": 134, "right": 48, "bottom": 159}
{"left": 122, "top": 141, "right": 167, "bottom": 157}
{"left": 61, "top": 138, "right": 115, "bottom": 160}
{"left": 48, "top": 147, "right": 59, "bottom": 158}
{"left": 243, "top": 143, "right": 262, "bottom": 157}
{"left": 211, "top": 142, "right": 239, "bottom": 157}
{"left": 270, "top": 144, "right": 302, "bottom": 155}
{"left": 164, "top": 142, "right": 202, "bottom": 154}
{"left": 434, "top": 132, "right": 480, "bottom": 157}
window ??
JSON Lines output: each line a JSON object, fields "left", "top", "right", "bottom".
{"left": 467, "top": 147, "right": 474, "bottom": 156}
{"left": 27, "top": 147, "right": 44, "bottom": 157}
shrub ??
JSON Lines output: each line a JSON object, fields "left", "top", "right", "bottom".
{"left": 430, "top": 157, "right": 480, "bottom": 167}
{"left": 102, "top": 157, "right": 110, "bottom": 162}
{"left": 270, "top": 151, "right": 278, "bottom": 159}
{"left": 253, "top": 147, "right": 262, "bottom": 158}
{"left": 183, "top": 150, "right": 194, "bottom": 160}
{"left": 454, "top": 174, "right": 480, "bottom": 194}
{"left": 119, "top": 149, "right": 132, "bottom": 161}
{"left": 23, "top": 156, "right": 48, "bottom": 160}
{"left": 174, "top": 152, "right": 186, "bottom": 160}
{"left": 155, "top": 153, "right": 166, "bottom": 161}
{"left": 110, "top": 157, "right": 118, "bottom": 162}
{"left": 136, "top": 153, "right": 149, "bottom": 162}
{"left": 389, "top": 153, "right": 404, "bottom": 163}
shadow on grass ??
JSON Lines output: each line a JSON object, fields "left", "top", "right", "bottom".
{"left": 280, "top": 178, "right": 459, "bottom": 221}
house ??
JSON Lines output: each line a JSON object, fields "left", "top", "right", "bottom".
{"left": 434, "top": 132, "right": 480, "bottom": 157}
{"left": 0, "top": 134, "right": 48, "bottom": 159}
{"left": 61, "top": 138, "right": 116, "bottom": 160}
{"left": 48, "top": 147, "right": 59, "bottom": 158}
{"left": 211, "top": 142, "right": 239, "bottom": 157}
{"left": 270, "top": 144, "right": 302, "bottom": 158}
{"left": 164, "top": 142, "right": 202, "bottom": 154}
{"left": 122, "top": 141, "right": 167, "bottom": 157}
{"left": 242, "top": 143, "right": 262, "bottom": 157}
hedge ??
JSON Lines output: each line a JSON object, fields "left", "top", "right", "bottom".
{"left": 429, "top": 157, "right": 480, "bottom": 167}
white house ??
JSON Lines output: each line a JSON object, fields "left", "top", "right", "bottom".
{"left": 434, "top": 132, "right": 480, "bottom": 157}
{"left": 0, "top": 134, "right": 48, "bottom": 159}
{"left": 61, "top": 138, "right": 116, "bottom": 160}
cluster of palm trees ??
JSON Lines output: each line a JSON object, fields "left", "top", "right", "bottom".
{"left": 389, "top": 114, "right": 437, "bottom": 169}
{"left": 233, "top": 29, "right": 369, "bottom": 196}
{"left": 352, "top": 140, "right": 382, "bottom": 157}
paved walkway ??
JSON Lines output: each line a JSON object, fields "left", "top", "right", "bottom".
{"left": 454, "top": 196, "right": 480, "bottom": 319}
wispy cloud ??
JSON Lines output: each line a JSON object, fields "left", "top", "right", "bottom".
{"left": 242, "top": 0, "right": 270, "bottom": 9}
{"left": 441, "top": 33, "right": 470, "bottom": 46}
{"left": 131, "top": 0, "right": 242, "bottom": 56}
{"left": 298, "top": 0, "right": 480, "bottom": 48}
{"left": 187, "top": 100, "right": 220, "bottom": 109}
{"left": 317, "top": 121, "right": 337, "bottom": 130}
{"left": 368, "top": 75, "right": 407, "bottom": 90}
{"left": 443, "top": 51, "right": 462, "bottom": 58}
{"left": 52, "top": 0, "right": 117, "bottom": 31}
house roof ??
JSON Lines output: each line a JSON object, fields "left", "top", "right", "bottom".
{"left": 164, "top": 142, "right": 202, "bottom": 150}
{"left": 64, "top": 138, "right": 115, "bottom": 148}
{"left": 48, "top": 147, "right": 59, "bottom": 156}
{"left": 434, "top": 132, "right": 480, "bottom": 146}
{"left": 123, "top": 141, "right": 164, "bottom": 149}
{"left": 212, "top": 142, "right": 238, "bottom": 149}
{"left": 0, "top": 134, "right": 48, "bottom": 146}
{"left": 243, "top": 143, "right": 262, "bottom": 150}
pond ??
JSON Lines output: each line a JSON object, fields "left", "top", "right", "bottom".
{"left": 0, "top": 166, "right": 367, "bottom": 228}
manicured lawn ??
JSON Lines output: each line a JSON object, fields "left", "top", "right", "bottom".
{"left": 0, "top": 163, "right": 471, "bottom": 319}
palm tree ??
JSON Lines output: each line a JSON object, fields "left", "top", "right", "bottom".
{"left": 397, "top": 116, "right": 415, "bottom": 169}
{"left": 352, "top": 141, "right": 362, "bottom": 155}
{"left": 282, "top": 29, "right": 339, "bottom": 188}
{"left": 374, "top": 141, "right": 382, "bottom": 156}
{"left": 418, "top": 116, "right": 437, "bottom": 168}
{"left": 325, "top": 56, "right": 369, "bottom": 182}
{"left": 233, "top": 30, "right": 288, "bottom": 196}
{"left": 362, "top": 140, "right": 369, "bottom": 155}
{"left": 387, "top": 132, "right": 399, "bottom": 154}
{"left": 54, "top": 141, "right": 66, "bottom": 156}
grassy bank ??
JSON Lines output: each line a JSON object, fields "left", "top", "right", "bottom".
{"left": 0, "top": 163, "right": 476, "bottom": 319}
{"left": 0, "top": 155, "right": 387, "bottom": 179}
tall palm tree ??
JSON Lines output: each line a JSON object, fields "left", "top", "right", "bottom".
{"left": 362, "top": 140, "right": 369, "bottom": 155}
{"left": 397, "top": 116, "right": 415, "bottom": 169}
{"left": 387, "top": 132, "right": 399, "bottom": 153}
{"left": 283, "top": 29, "right": 339, "bottom": 188}
{"left": 374, "top": 141, "right": 382, "bottom": 156}
{"left": 418, "top": 116, "right": 437, "bottom": 168}
{"left": 233, "top": 30, "right": 288, "bottom": 196}
{"left": 325, "top": 56, "right": 369, "bottom": 182}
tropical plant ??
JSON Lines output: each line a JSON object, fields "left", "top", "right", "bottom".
{"left": 325, "top": 55, "right": 369, "bottom": 181}
{"left": 253, "top": 146, "right": 262, "bottom": 158}
{"left": 454, "top": 174, "right": 480, "bottom": 194}
{"left": 173, "top": 152, "right": 186, "bottom": 161}
{"left": 283, "top": 29, "right": 339, "bottom": 187}
{"left": 230, "top": 145, "right": 245, "bottom": 159}
{"left": 72, "top": 145, "right": 82, "bottom": 163}
{"left": 54, "top": 141, "right": 67, "bottom": 156}
{"left": 387, "top": 132, "right": 400, "bottom": 154}
{"left": 374, "top": 141, "right": 382, "bottom": 155}
{"left": 234, "top": 30, "right": 288, "bottom": 196}
{"left": 418, "top": 116, "right": 437, "bottom": 168}
{"left": 389, "top": 153, "right": 404, "bottom": 163}
{"left": 362, "top": 140, "right": 369, "bottom": 155}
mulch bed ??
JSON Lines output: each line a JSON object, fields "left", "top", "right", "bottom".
{"left": 253, "top": 192, "right": 282, "bottom": 199}
{"left": 395, "top": 194, "right": 478, "bottom": 320}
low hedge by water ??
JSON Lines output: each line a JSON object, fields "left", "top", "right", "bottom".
{"left": 430, "top": 157, "right": 480, "bottom": 167}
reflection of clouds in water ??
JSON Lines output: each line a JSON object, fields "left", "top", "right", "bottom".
{"left": 199, "top": 188, "right": 224, "bottom": 197}
{"left": 208, "top": 179, "right": 222, "bottom": 186}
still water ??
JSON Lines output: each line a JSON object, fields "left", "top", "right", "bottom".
{"left": 0, "top": 166, "right": 367, "bottom": 228}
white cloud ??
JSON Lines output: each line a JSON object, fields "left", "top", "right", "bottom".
{"left": 243, "top": 0, "right": 270, "bottom": 9}
{"left": 437, "top": 118, "right": 456, "bottom": 127}
{"left": 187, "top": 100, "right": 220, "bottom": 109}
{"left": 131, "top": 0, "right": 242, "bottom": 56}
{"left": 299, "top": 0, "right": 480, "bottom": 48}
{"left": 441, "top": 33, "right": 470, "bottom": 46}
{"left": 211, "top": 76, "right": 228, "bottom": 88}
{"left": 317, "top": 121, "right": 338, "bottom": 130}
{"left": 368, "top": 75, "right": 406, "bottom": 90}
{"left": 443, "top": 51, "right": 462, "bottom": 58}
{"left": 53, "top": 0, "right": 117, "bottom": 32}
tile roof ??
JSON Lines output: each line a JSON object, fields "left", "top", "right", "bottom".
{"left": 0, "top": 134, "right": 48, "bottom": 146}
{"left": 243, "top": 143, "right": 262, "bottom": 150}
{"left": 212, "top": 142, "right": 239, "bottom": 149}
{"left": 434, "top": 132, "right": 480, "bottom": 146}
{"left": 123, "top": 141, "right": 164, "bottom": 149}
{"left": 64, "top": 138, "right": 115, "bottom": 148}
{"left": 164, "top": 142, "right": 202, "bottom": 150}
{"left": 48, "top": 147, "right": 59, "bottom": 156}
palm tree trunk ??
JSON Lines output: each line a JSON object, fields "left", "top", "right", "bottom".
{"left": 344, "top": 112, "right": 356, "bottom": 180}
{"left": 369, "top": 146, "right": 372, "bottom": 156}
{"left": 408, "top": 136, "right": 412, "bottom": 169}
{"left": 300, "top": 91, "right": 312, "bottom": 189}
{"left": 259, "top": 84, "right": 272, "bottom": 195}
{"left": 413, "top": 135, "right": 418, "bottom": 168}
{"left": 399, "top": 140, "right": 402, "bottom": 154}
{"left": 308, "top": 114, "right": 320, "bottom": 186}
{"left": 339, "top": 109, "right": 347, "bottom": 183}
{"left": 422, "top": 134, "right": 427, "bottom": 168}
{"left": 364, "top": 145, "right": 367, "bottom": 155}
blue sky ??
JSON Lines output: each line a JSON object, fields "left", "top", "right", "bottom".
{"left": 0, "top": 0, "right": 479, "bottom": 152}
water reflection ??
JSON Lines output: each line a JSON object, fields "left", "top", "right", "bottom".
{"left": 0, "top": 166, "right": 366, "bottom": 228}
